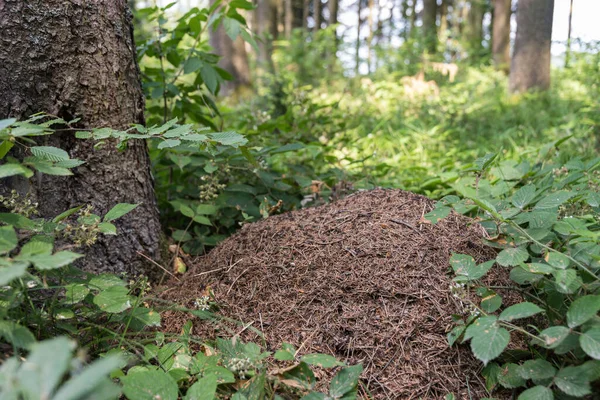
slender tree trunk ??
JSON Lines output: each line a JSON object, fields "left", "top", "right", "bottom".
{"left": 509, "top": 0, "right": 555, "bottom": 92}
{"left": 356, "top": 0, "right": 362, "bottom": 75}
{"left": 438, "top": 0, "right": 449, "bottom": 43}
{"left": 285, "top": 0, "right": 293, "bottom": 37}
{"left": 292, "top": 0, "right": 304, "bottom": 28}
{"left": 302, "top": 0, "right": 310, "bottom": 29}
{"left": 367, "top": 0, "right": 374, "bottom": 73}
{"left": 422, "top": 0, "right": 438, "bottom": 53}
{"left": 467, "top": 0, "right": 484, "bottom": 58}
{"left": 254, "top": 0, "right": 276, "bottom": 71}
{"left": 329, "top": 0, "right": 338, "bottom": 26}
{"left": 565, "top": 0, "right": 574, "bottom": 68}
{"left": 314, "top": 0, "right": 321, "bottom": 31}
{"left": 492, "top": 0, "right": 511, "bottom": 73}
{"left": 0, "top": 0, "right": 162, "bottom": 278}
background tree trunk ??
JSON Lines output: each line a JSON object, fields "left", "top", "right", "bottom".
{"left": 329, "top": 0, "right": 338, "bottom": 26}
{"left": 492, "top": 0, "right": 511, "bottom": 73}
{"left": 509, "top": 0, "right": 555, "bottom": 92}
{"left": 254, "top": 0, "right": 277, "bottom": 71}
{"left": 209, "top": 26, "right": 252, "bottom": 95}
{"left": 0, "top": 0, "right": 162, "bottom": 278}
{"left": 314, "top": 0, "right": 321, "bottom": 31}
{"left": 466, "top": 0, "right": 484, "bottom": 58}
{"left": 565, "top": 0, "right": 574, "bottom": 68}
{"left": 422, "top": 0, "right": 438, "bottom": 53}
{"left": 285, "top": 0, "right": 293, "bottom": 37}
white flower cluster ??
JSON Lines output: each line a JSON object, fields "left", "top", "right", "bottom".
{"left": 193, "top": 295, "right": 210, "bottom": 311}
{"left": 449, "top": 282, "right": 480, "bottom": 317}
{"left": 226, "top": 357, "right": 253, "bottom": 379}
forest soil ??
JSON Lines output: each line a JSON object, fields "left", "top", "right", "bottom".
{"left": 160, "top": 189, "right": 516, "bottom": 399}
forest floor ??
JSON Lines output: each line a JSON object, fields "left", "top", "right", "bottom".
{"left": 159, "top": 189, "right": 519, "bottom": 399}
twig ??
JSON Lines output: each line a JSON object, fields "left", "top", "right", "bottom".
{"left": 389, "top": 218, "right": 422, "bottom": 234}
{"left": 194, "top": 258, "right": 243, "bottom": 277}
{"left": 226, "top": 267, "right": 251, "bottom": 295}
{"left": 136, "top": 251, "right": 180, "bottom": 282}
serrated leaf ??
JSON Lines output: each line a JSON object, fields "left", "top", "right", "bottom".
{"left": 184, "top": 375, "right": 217, "bottom": 400}
{"left": 208, "top": 131, "right": 247, "bottom": 147}
{"left": 157, "top": 139, "right": 181, "bottom": 149}
{"left": 329, "top": 364, "right": 363, "bottom": 398}
{"left": 424, "top": 206, "right": 451, "bottom": 224}
{"left": 0, "top": 225, "right": 17, "bottom": 254}
{"left": 0, "top": 163, "right": 33, "bottom": 178}
{"left": 545, "top": 252, "right": 570, "bottom": 269}
{"left": 496, "top": 247, "right": 529, "bottom": 267}
{"left": 554, "top": 366, "right": 591, "bottom": 397}
{"left": 481, "top": 291, "right": 502, "bottom": 313}
{"left": 450, "top": 254, "right": 493, "bottom": 281}
{"left": 93, "top": 286, "right": 131, "bottom": 313}
{"left": 0, "top": 320, "right": 36, "bottom": 349}
{"left": 300, "top": 354, "right": 344, "bottom": 368}
{"left": 103, "top": 203, "right": 138, "bottom": 222}
{"left": 553, "top": 269, "right": 581, "bottom": 294}
{"left": 538, "top": 326, "right": 570, "bottom": 349}
{"left": 88, "top": 274, "right": 127, "bottom": 290}
{"left": 121, "top": 370, "right": 178, "bottom": 400}
{"left": 498, "top": 363, "right": 526, "bottom": 388}
{"left": 52, "top": 354, "right": 123, "bottom": 400}
{"left": 534, "top": 191, "right": 574, "bottom": 210}
{"left": 0, "top": 261, "right": 28, "bottom": 285}
{"left": 25, "top": 251, "right": 83, "bottom": 270}
{"left": 517, "top": 359, "right": 556, "bottom": 381}
{"left": 467, "top": 317, "right": 509, "bottom": 364}
{"left": 566, "top": 295, "right": 600, "bottom": 328}
{"left": 30, "top": 146, "right": 69, "bottom": 162}
{"left": 98, "top": 222, "right": 117, "bottom": 235}
{"left": 512, "top": 185, "right": 536, "bottom": 209}
{"left": 580, "top": 327, "right": 600, "bottom": 360}
{"left": 0, "top": 118, "right": 16, "bottom": 131}
{"left": 517, "top": 386, "right": 554, "bottom": 400}
{"left": 499, "top": 302, "right": 543, "bottom": 322}
{"left": 63, "top": 284, "right": 90, "bottom": 304}
{"left": 447, "top": 325, "right": 466, "bottom": 346}
{"left": 130, "top": 308, "right": 161, "bottom": 328}
{"left": 0, "top": 140, "right": 14, "bottom": 159}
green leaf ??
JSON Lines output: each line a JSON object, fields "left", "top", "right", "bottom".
{"left": 497, "top": 363, "right": 526, "bottom": 389}
{"left": 0, "top": 118, "right": 16, "bottom": 131}
{"left": 329, "top": 364, "right": 363, "bottom": 399}
{"left": 554, "top": 366, "right": 591, "bottom": 397}
{"left": 0, "top": 225, "right": 17, "bottom": 254}
{"left": 26, "top": 251, "right": 83, "bottom": 270}
{"left": 512, "top": 185, "right": 536, "bottom": 209}
{"left": 0, "top": 260, "right": 28, "bottom": 285}
{"left": 201, "top": 64, "right": 219, "bottom": 94}
{"left": 447, "top": 325, "right": 466, "bottom": 346}
{"left": 466, "top": 317, "right": 509, "bottom": 364}
{"left": 450, "top": 254, "right": 494, "bottom": 281}
{"left": 424, "top": 206, "right": 451, "bottom": 224}
{"left": 63, "top": 284, "right": 90, "bottom": 304}
{"left": 88, "top": 274, "right": 127, "bottom": 290}
{"left": 103, "top": 203, "right": 139, "bottom": 222}
{"left": 545, "top": 252, "right": 570, "bottom": 269}
{"left": 53, "top": 355, "right": 123, "bottom": 400}
{"left": 208, "top": 131, "right": 247, "bottom": 147}
{"left": 121, "top": 370, "right": 178, "bottom": 400}
{"left": 496, "top": 247, "right": 529, "bottom": 267}
{"left": 481, "top": 291, "right": 502, "bottom": 313}
{"left": 183, "top": 57, "right": 203, "bottom": 74}
{"left": 129, "top": 308, "right": 161, "bottom": 329}
{"left": 538, "top": 326, "right": 570, "bottom": 349}
{"left": 30, "top": 146, "right": 70, "bottom": 162}
{"left": 98, "top": 222, "right": 117, "bottom": 235}
{"left": 517, "top": 386, "right": 554, "bottom": 400}
{"left": 517, "top": 359, "right": 556, "bottom": 381}
{"left": 184, "top": 375, "right": 217, "bottom": 400}
{"left": 20, "top": 238, "right": 53, "bottom": 256}
{"left": 580, "top": 327, "right": 600, "bottom": 360}
{"left": 0, "top": 140, "right": 14, "bottom": 159}
{"left": 534, "top": 191, "right": 574, "bottom": 210}
{"left": 157, "top": 139, "right": 181, "bottom": 149}
{"left": 274, "top": 349, "right": 295, "bottom": 361}
{"left": 566, "top": 295, "right": 600, "bottom": 328}
{"left": 53, "top": 205, "right": 84, "bottom": 222}
{"left": 0, "top": 321, "right": 36, "bottom": 349}
{"left": 300, "top": 354, "right": 344, "bottom": 368}
{"left": 195, "top": 204, "right": 219, "bottom": 215}
{"left": 93, "top": 286, "right": 132, "bottom": 313}
{"left": 18, "top": 337, "right": 75, "bottom": 399}
{"left": 0, "top": 163, "right": 32, "bottom": 178}
{"left": 499, "top": 302, "right": 543, "bottom": 322}
{"left": 0, "top": 213, "right": 36, "bottom": 229}
{"left": 553, "top": 269, "right": 581, "bottom": 294}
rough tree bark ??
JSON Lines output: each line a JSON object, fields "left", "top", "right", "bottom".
{"left": 509, "top": 0, "right": 555, "bottom": 92}
{"left": 492, "top": 0, "right": 511, "bottom": 73}
{"left": 422, "top": 0, "right": 438, "bottom": 53}
{"left": 0, "top": 0, "right": 162, "bottom": 278}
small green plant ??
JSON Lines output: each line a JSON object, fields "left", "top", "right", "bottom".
{"left": 426, "top": 142, "right": 600, "bottom": 398}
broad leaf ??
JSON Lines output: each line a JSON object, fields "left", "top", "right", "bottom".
{"left": 499, "top": 302, "right": 543, "bottom": 322}
{"left": 93, "top": 286, "right": 131, "bottom": 313}
{"left": 496, "top": 247, "right": 529, "bottom": 267}
{"left": 121, "top": 370, "right": 178, "bottom": 400}
{"left": 300, "top": 354, "right": 344, "bottom": 368}
{"left": 517, "top": 386, "right": 554, "bottom": 400}
{"left": 103, "top": 203, "right": 139, "bottom": 222}
{"left": 580, "top": 327, "right": 600, "bottom": 360}
{"left": 566, "top": 295, "right": 600, "bottom": 328}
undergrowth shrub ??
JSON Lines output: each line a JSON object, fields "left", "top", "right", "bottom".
{"left": 425, "top": 141, "right": 600, "bottom": 398}
{"left": 0, "top": 117, "right": 360, "bottom": 399}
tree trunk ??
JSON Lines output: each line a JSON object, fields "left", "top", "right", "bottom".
{"left": 367, "top": 0, "right": 374, "bottom": 73}
{"left": 438, "top": 0, "right": 449, "bottom": 43}
{"left": 314, "top": 0, "right": 321, "bottom": 31}
{"left": 329, "top": 0, "right": 338, "bottom": 26}
{"left": 0, "top": 0, "right": 162, "bottom": 278}
{"left": 303, "top": 0, "right": 310, "bottom": 30}
{"left": 422, "top": 0, "right": 438, "bottom": 53}
{"left": 492, "top": 0, "right": 511, "bottom": 73}
{"left": 565, "top": 0, "right": 573, "bottom": 68}
{"left": 467, "top": 0, "right": 484, "bottom": 58}
{"left": 509, "top": 0, "right": 555, "bottom": 92}
{"left": 409, "top": 0, "right": 417, "bottom": 37}
{"left": 209, "top": 26, "right": 252, "bottom": 95}
{"left": 356, "top": 0, "right": 362, "bottom": 75}
{"left": 254, "top": 0, "right": 276, "bottom": 72}
{"left": 285, "top": 0, "right": 293, "bottom": 37}
{"left": 292, "top": 0, "right": 304, "bottom": 28}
